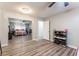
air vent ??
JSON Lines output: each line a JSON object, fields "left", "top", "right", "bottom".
{"left": 64, "top": 2, "right": 69, "bottom": 7}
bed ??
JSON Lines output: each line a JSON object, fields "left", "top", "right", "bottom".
{"left": 77, "top": 47, "right": 79, "bottom": 56}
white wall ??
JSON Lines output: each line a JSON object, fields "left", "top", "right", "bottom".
{"left": 49, "top": 8, "right": 79, "bottom": 49}
{"left": 0, "top": 10, "right": 38, "bottom": 47}
{"left": 0, "top": 10, "right": 8, "bottom": 47}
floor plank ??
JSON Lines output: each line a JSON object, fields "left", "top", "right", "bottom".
{"left": 2, "top": 36, "right": 77, "bottom": 56}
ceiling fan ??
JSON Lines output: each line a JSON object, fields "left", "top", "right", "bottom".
{"left": 48, "top": 2, "right": 56, "bottom": 7}
{"left": 48, "top": 2, "right": 69, "bottom": 8}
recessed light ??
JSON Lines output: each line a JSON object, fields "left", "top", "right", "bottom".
{"left": 19, "top": 7, "right": 32, "bottom": 14}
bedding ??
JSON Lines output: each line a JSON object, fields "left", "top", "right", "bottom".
{"left": 77, "top": 47, "right": 79, "bottom": 56}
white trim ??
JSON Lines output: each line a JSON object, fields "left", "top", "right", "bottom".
{"left": 68, "top": 45, "right": 77, "bottom": 49}
{"left": 50, "top": 39, "right": 54, "bottom": 42}
{"left": 32, "top": 39, "right": 40, "bottom": 41}
{"left": 2, "top": 44, "right": 8, "bottom": 47}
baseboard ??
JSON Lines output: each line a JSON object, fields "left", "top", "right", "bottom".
{"left": 68, "top": 45, "right": 77, "bottom": 49}
{"left": 2, "top": 43, "right": 8, "bottom": 47}
{"left": 32, "top": 39, "right": 40, "bottom": 41}
{"left": 50, "top": 39, "right": 54, "bottom": 42}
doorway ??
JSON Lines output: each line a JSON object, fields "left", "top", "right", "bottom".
{"left": 38, "top": 20, "right": 50, "bottom": 40}
{"left": 43, "top": 20, "right": 49, "bottom": 40}
{"left": 8, "top": 18, "right": 32, "bottom": 43}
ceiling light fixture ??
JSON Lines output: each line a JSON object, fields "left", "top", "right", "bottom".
{"left": 19, "top": 7, "right": 33, "bottom": 14}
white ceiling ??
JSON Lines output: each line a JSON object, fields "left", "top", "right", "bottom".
{"left": 0, "top": 2, "right": 79, "bottom": 18}
{"left": 39, "top": 2, "right": 79, "bottom": 18}
{"left": 0, "top": 2, "right": 49, "bottom": 17}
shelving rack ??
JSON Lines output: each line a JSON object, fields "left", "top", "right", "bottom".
{"left": 53, "top": 30, "right": 67, "bottom": 46}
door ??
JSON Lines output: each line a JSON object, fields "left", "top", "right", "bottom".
{"left": 43, "top": 20, "right": 49, "bottom": 40}
{"left": 38, "top": 20, "right": 44, "bottom": 39}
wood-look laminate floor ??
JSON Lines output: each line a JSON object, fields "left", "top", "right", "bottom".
{"left": 2, "top": 36, "right": 77, "bottom": 56}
